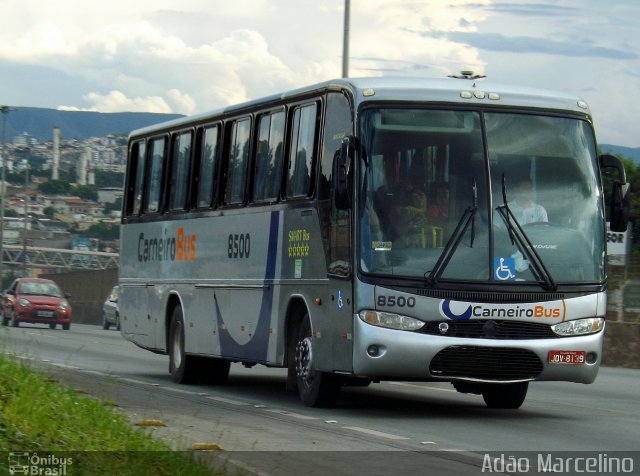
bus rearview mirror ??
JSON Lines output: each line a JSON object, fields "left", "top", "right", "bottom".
{"left": 599, "top": 154, "right": 630, "bottom": 232}
{"left": 334, "top": 136, "right": 354, "bottom": 210}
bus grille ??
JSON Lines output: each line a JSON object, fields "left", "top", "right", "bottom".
{"left": 429, "top": 346, "right": 543, "bottom": 381}
{"left": 418, "top": 320, "right": 557, "bottom": 340}
{"left": 414, "top": 289, "right": 565, "bottom": 303}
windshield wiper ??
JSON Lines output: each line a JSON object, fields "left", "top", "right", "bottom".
{"left": 495, "top": 174, "right": 557, "bottom": 291}
{"left": 426, "top": 178, "right": 477, "bottom": 286}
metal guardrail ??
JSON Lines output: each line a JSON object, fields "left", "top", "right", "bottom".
{"left": 1, "top": 245, "right": 119, "bottom": 270}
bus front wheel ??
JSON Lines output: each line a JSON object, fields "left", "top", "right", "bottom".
{"left": 293, "top": 313, "right": 341, "bottom": 407}
{"left": 482, "top": 382, "right": 528, "bottom": 409}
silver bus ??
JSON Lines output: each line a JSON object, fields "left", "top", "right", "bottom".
{"left": 120, "top": 75, "right": 629, "bottom": 408}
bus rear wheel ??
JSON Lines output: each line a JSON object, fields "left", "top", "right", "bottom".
{"left": 169, "top": 306, "right": 200, "bottom": 384}
{"left": 482, "top": 382, "right": 528, "bottom": 409}
{"left": 169, "top": 305, "right": 230, "bottom": 385}
{"left": 293, "top": 313, "right": 341, "bottom": 407}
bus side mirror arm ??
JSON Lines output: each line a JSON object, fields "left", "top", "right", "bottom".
{"left": 599, "top": 154, "right": 630, "bottom": 232}
{"left": 333, "top": 136, "right": 355, "bottom": 210}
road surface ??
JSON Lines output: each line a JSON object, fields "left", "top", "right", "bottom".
{"left": 2, "top": 323, "right": 638, "bottom": 475}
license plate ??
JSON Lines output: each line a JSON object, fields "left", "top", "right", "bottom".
{"left": 548, "top": 350, "right": 586, "bottom": 365}
{"left": 37, "top": 311, "right": 54, "bottom": 318}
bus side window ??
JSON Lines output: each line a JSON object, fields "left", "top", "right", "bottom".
{"left": 196, "top": 125, "right": 220, "bottom": 208}
{"left": 287, "top": 103, "right": 318, "bottom": 198}
{"left": 225, "top": 118, "right": 251, "bottom": 205}
{"left": 145, "top": 137, "right": 167, "bottom": 214}
{"left": 126, "top": 140, "right": 146, "bottom": 217}
{"left": 253, "top": 111, "right": 285, "bottom": 203}
{"left": 169, "top": 131, "right": 193, "bottom": 211}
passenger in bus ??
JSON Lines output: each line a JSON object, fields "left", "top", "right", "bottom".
{"left": 399, "top": 186, "right": 444, "bottom": 248}
{"left": 428, "top": 184, "right": 450, "bottom": 221}
{"left": 510, "top": 179, "right": 548, "bottom": 225}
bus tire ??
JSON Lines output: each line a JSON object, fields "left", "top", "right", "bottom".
{"left": 294, "top": 313, "right": 341, "bottom": 407}
{"left": 482, "top": 382, "right": 528, "bottom": 409}
{"left": 169, "top": 306, "right": 199, "bottom": 384}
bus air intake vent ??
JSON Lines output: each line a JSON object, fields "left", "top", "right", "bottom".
{"left": 419, "top": 320, "right": 557, "bottom": 339}
{"left": 429, "top": 346, "right": 543, "bottom": 381}
{"left": 415, "top": 289, "right": 565, "bottom": 303}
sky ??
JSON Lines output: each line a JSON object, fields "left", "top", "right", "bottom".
{"left": 0, "top": 0, "right": 638, "bottom": 147}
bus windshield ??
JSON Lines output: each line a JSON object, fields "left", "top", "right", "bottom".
{"left": 358, "top": 108, "right": 605, "bottom": 285}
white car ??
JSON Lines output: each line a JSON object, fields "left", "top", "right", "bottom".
{"left": 102, "top": 285, "right": 120, "bottom": 330}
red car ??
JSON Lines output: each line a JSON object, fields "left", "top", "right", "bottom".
{"left": 2, "top": 278, "right": 72, "bottom": 330}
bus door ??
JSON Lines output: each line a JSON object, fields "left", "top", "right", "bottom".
{"left": 314, "top": 91, "right": 355, "bottom": 373}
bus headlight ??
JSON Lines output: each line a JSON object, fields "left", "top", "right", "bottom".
{"left": 551, "top": 317, "right": 604, "bottom": 337}
{"left": 359, "top": 310, "right": 425, "bottom": 331}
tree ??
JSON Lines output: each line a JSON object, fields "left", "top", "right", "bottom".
{"left": 73, "top": 185, "right": 98, "bottom": 201}
{"left": 104, "top": 197, "right": 123, "bottom": 215}
{"left": 39, "top": 180, "right": 73, "bottom": 195}
{"left": 84, "top": 222, "right": 120, "bottom": 241}
{"left": 43, "top": 206, "right": 56, "bottom": 217}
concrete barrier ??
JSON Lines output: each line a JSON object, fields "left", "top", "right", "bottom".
{"left": 41, "top": 269, "right": 117, "bottom": 325}
{"left": 603, "top": 320, "right": 640, "bottom": 368}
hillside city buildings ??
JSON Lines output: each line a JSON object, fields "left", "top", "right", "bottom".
{"left": 1, "top": 130, "right": 125, "bottom": 259}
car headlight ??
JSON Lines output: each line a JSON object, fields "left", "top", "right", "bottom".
{"left": 58, "top": 301, "right": 69, "bottom": 311}
{"left": 551, "top": 317, "right": 604, "bottom": 337}
{"left": 18, "top": 298, "right": 32, "bottom": 307}
{"left": 359, "top": 310, "right": 425, "bottom": 331}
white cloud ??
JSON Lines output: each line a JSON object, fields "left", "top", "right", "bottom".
{"left": 0, "top": 0, "right": 493, "bottom": 115}
{"left": 0, "top": 0, "right": 637, "bottom": 146}
{"left": 83, "top": 90, "right": 173, "bottom": 113}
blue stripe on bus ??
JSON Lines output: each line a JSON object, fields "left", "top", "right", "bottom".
{"left": 216, "top": 211, "right": 280, "bottom": 361}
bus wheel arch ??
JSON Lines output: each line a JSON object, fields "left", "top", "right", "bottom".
{"left": 167, "top": 293, "right": 230, "bottom": 386}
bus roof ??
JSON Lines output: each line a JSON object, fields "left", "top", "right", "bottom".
{"left": 129, "top": 76, "right": 591, "bottom": 138}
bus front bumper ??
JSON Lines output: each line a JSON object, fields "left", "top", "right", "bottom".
{"left": 352, "top": 316, "right": 604, "bottom": 384}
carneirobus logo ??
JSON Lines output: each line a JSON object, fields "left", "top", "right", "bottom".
{"left": 439, "top": 299, "right": 565, "bottom": 321}
{"left": 7, "top": 452, "right": 73, "bottom": 475}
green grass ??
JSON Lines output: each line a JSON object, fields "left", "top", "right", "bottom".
{"left": 0, "top": 354, "right": 222, "bottom": 475}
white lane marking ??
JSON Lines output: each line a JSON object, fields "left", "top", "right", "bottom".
{"left": 26, "top": 332, "right": 57, "bottom": 338}
{"left": 386, "top": 381, "right": 456, "bottom": 393}
{"left": 161, "top": 386, "right": 199, "bottom": 395}
{"left": 117, "top": 377, "right": 152, "bottom": 386}
{"left": 264, "top": 409, "right": 317, "bottom": 420}
{"left": 342, "top": 426, "right": 410, "bottom": 440}
{"left": 206, "top": 396, "right": 250, "bottom": 406}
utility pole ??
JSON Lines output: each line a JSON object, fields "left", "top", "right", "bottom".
{"left": 0, "top": 105, "right": 15, "bottom": 288}
{"left": 23, "top": 164, "right": 29, "bottom": 277}
{"left": 342, "top": 0, "right": 350, "bottom": 78}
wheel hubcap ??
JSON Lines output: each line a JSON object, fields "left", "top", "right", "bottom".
{"left": 172, "top": 323, "right": 183, "bottom": 368}
{"left": 295, "top": 337, "right": 313, "bottom": 383}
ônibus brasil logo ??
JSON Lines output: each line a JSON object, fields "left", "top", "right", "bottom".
{"left": 439, "top": 300, "right": 564, "bottom": 321}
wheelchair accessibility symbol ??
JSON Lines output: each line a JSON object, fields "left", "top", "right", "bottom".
{"left": 494, "top": 257, "right": 516, "bottom": 281}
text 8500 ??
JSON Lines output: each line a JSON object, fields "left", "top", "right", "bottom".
{"left": 377, "top": 296, "right": 416, "bottom": 307}
{"left": 228, "top": 233, "right": 250, "bottom": 258}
